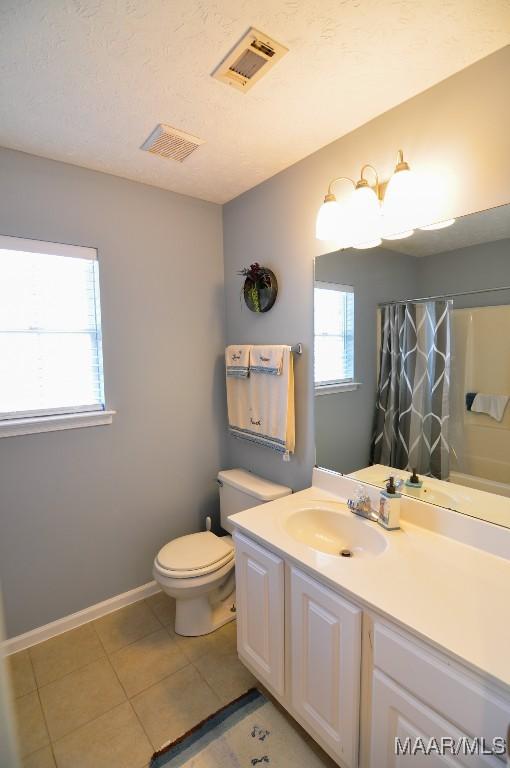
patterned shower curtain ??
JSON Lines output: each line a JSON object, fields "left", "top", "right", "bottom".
{"left": 370, "top": 300, "right": 451, "bottom": 479}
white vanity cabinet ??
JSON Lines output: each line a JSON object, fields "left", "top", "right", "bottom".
{"left": 290, "top": 566, "right": 361, "bottom": 767}
{"left": 234, "top": 532, "right": 510, "bottom": 768}
{"left": 367, "top": 621, "right": 510, "bottom": 767}
{"left": 235, "top": 532, "right": 362, "bottom": 768}
{"left": 234, "top": 533, "right": 285, "bottom": 695}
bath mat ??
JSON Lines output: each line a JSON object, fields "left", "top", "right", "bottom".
{"left": 150, "top": 688, "right": 330, "bottom": 768}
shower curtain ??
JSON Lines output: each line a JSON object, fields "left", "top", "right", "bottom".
{"left": 370, "top": 300, "right": 451, "bottom": 479}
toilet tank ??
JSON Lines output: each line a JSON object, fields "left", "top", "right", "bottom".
{"left": 217, "top": 468, "right": 291, "bottom": 534}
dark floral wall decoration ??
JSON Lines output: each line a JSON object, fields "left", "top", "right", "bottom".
{"left": 239, "top": 263, "right": 278, "bottom": 313}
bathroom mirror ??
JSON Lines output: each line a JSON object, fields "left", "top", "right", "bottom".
{"left": 314, "top": 203, "right": 510, "bottom": 528}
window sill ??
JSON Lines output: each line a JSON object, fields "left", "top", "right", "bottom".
{"left": 315, "top": 382, "right": 362, "bottom": 396}
{"left": 0, "top": 410, "right": 116, "bottom": 438}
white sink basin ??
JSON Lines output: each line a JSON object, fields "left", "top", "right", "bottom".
{"left": 284, "top": 507, "right": 388, "bottom": 558}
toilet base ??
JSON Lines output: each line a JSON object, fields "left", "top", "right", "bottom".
{"left": 154, "top": 552, "right": 236, "bottom": 637}
{"left": 175, "top": 590, "right": 236, "bottom": 636}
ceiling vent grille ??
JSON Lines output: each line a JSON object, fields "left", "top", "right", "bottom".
{"left": 141, "top": 124, "right": 205, "bottom": 162}
{"left": 212, "top": 28, "right": 288, "bottom": 93}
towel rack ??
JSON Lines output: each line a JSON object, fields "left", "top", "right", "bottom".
{"left": 290, "top": 343, "right": 303, "bottom": 355}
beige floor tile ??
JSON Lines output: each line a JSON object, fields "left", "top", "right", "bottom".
{"left": 193, "top": 648, "right": 256, "bottom": 705}
{"left": 8, "top": 650, "right": 37, "bottom": 698}
{"left": 14, "top": 691, "right": 50, "bottom": 758}
{"left": 110, "top": 628, "right": 188, "bottom": 698}
{"left": 131, "top": 664, "right": 221, "bottom": 749}
{"left": 175, "top": 618, "right": 237, "bottom": 662}
{"left": 30, "top": 624, "right": 105, "bottom": 687}
{"left": 93, "top": 602, "right": 161, "bottom": 654}
{"left": 22, "top": 745, "right": 56, "bottom": 768}
{"left": 145, "top": 592, "right": 176, "bottom": 627}
{"left": 52, "top": 702, "right": 152, "bottom": 768}
{"left": 39, "top": 658, "right": 126, "bottom": 741}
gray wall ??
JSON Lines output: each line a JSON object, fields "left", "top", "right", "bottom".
{"left": 314, "top": 248, "right": 417, "bottom": 474}
{"left": 417, "top": 238, "right": 510, "bottom": 308}
{"left": 0, "top": 148, "right": 225, "bottom": 637}
{"left": 223, "top": 46, "right": 510, "bottom": 491}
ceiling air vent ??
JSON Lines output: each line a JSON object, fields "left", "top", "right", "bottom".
{"left": 140, "top": 124, "right": 204, "bottom": 162}
{"left": 212, "top": 28, "right": 288, "bottom": 93}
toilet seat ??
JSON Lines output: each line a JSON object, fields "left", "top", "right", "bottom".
{"left": 155, "top": 532, "right": 234, "bottom": 579}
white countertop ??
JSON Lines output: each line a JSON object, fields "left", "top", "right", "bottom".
{"left": 231, "top": 474, "right": 510, "bottom": 693}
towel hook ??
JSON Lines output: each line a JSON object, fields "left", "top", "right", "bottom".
{"left": 290, "top": 343, "right": 303, "bottom": 355}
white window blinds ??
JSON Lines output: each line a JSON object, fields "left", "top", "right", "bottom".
{"left": 0, "top": 235, "right": 105, "bottom": 420}
{"left": 314, "top": 282, "right": 354, "bottom": 386}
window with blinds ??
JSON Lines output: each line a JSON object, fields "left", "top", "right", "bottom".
{"left": 314, "top": 282, "right": 354, "bottom": 387}
{"left": 0, "top": 235, "right": 105, "bottom": 420}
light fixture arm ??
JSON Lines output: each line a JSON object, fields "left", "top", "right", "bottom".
{"left": 394, "top": 149, "right": 410, "bottom": 173}
{"left": 358, "top": 164, "right": 381, "bottom": 199}
{"left": 325, "top": 175, "right": 356, "bottom": 201}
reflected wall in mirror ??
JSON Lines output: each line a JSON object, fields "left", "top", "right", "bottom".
{"left": 314, "top": 203, "right": 510, "bottom": 527}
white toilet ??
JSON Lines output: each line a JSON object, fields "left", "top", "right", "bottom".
{"left": 153, "top": 468, "right": 291, "bottom": 637}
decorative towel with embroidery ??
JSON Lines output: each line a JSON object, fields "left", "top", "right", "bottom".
{"left": 225, "top": 345, "right": 252, "bottom": 378}
{"left": 249, "top": 345, "right": 285, "bottom": 375}
{"left": 226, "top": 345, "right": 295, "bottom": 456}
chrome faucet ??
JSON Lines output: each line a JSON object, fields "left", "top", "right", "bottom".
{"left": 347, "top": 486, "right": 379, "bottom": 523}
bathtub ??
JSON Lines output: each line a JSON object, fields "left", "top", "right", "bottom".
{"left": 449, "top": 470, "right": 510, "bottom": 499}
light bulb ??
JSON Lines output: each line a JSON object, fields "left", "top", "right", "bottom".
{"left": 316, "top": 195, "right": 342, "bottom": 241}
{"left": 349, "top": 183, "right": 382, "bottom": 250}
{"left": 382, "top": 153, "right": 420, "bottom": 240}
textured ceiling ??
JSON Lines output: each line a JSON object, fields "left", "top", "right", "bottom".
{"left": 1, "top": 1, "right": 510, "bottom": 203}
{"left": 387, "top": 203, "right": 510, "bottom": 258}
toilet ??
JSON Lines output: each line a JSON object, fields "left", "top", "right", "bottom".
{"left": 153, "top": 468, "right": 291, "bottom": 637}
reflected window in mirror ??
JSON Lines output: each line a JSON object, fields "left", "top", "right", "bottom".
{"left": 314, "top": 282, "right": 354, "bottom": 393}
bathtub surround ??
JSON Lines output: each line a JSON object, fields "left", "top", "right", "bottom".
{"left": 223, "top": 45, "right": 510, "bottom": 490}
{"left": 0, "top": 148, "right": 225, "bottom": 638}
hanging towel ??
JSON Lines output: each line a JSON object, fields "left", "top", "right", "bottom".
{"left": 471, "top": 393, "right": 509, "bottom": 422}
{"left": 250, "top": 345, "right": 286, "bottom": 375}
{"left": 226, "top": 345, "right": 295, "bottom": 456}
{"left": 225, "top": 345, "right": 252, "bottom": 378}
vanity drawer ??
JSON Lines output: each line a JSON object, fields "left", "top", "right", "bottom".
{"left": 372, "top": 621, "right": 510, "bottom": 746}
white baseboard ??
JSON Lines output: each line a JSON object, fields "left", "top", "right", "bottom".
{"left": 3, "top": 581, "right": 162, "bottom": 656}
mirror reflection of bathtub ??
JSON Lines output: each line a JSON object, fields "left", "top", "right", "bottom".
{"left": 313, "top": 202, "right": 510, "bottom": 528}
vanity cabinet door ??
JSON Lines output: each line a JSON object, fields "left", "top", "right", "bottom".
{"left": 290, "top": 567, "right": 361, "bottom": 768}
{"left": 370, "top": 670, "right": 500, "bottom": 767}
{"left": 234, "top": 533, "right": 285, "bottom": 696}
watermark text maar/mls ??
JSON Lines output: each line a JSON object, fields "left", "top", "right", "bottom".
{"left": 395, "top": 736, "right": 507, "bottom": 757}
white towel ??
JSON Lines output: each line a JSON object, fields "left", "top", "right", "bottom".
{"left": 250, "top": 345, "right": 285, "bottom": 375}
{"left": 225, "top": 345, "right": 252, "bottom": 378}
{"left": 226, "top": 346, "right": 295, "bottom": 456}
{"left": 471, "top": 393, "right": 509, "bottom": 422}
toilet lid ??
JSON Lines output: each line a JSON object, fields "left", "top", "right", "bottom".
{"left": 156, "top": 531, "right": 234, "bottom": 574}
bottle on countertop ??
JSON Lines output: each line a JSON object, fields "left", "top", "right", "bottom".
{"left": 405, "top": 468, "right": 423, "bottom": 489}
{"left": 379, "top": 476, "right": 401, "bottom": 530}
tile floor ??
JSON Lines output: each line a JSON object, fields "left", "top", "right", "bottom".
{"left": 7, "top": 594, "right": 257, "bottom": 768}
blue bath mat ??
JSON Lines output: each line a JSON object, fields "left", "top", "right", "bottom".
{"left": 150, "top": 687, "right": 330, "bottom": 767}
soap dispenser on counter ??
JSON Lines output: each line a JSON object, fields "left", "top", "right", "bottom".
{"left": 379, "top": 476, "right": 401, "bottom": 530}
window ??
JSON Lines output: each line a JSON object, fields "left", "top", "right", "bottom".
{"left": 314, "top": 281, "right": 355, "bottom": 390}
{"left": 0, "top": 235, "right": 108, "bottom": 429}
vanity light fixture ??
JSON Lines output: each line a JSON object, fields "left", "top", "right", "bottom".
{"left": 350, "top": 165, "right": 382, "bottom": 249}
{"left": 381, "top": 150, "right": 417, "bottom": 240}
{"left": 316, "top": 149, "right": 455, "bottom": 248}
{"left": 315, "top": 176, "right": 355, "bottom": 243}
